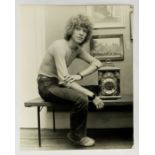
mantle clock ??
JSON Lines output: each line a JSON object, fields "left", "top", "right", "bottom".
{"left": 98, "top": 65, "right": 121, "bottom": 99}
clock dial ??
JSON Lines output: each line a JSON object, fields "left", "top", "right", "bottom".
{"left": 98, "top": 67, "right": 120, "bottom": 99}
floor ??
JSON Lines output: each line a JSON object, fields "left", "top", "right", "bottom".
{"left": 20, "top": 128, "right": 133, "bottom": 150}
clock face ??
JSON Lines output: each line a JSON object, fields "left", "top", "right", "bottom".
{"left": 101, "top": 78, "right": 117, "bottom": 95}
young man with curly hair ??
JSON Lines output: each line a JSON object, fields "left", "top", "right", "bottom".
{"left": 37, "top": 14, "right": 104, "bottom": 147}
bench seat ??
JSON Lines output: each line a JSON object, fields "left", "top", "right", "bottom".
{"left": 25, "top": 95, "right": 133, "bottom": 111}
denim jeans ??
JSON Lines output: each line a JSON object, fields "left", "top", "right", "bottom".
{"left": 37, "top": 74, "right": 89, "bottom": 140}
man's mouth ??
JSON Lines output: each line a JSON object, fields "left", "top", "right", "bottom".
{"left": 77, "top": 37, "right": 84, "bottom": 40}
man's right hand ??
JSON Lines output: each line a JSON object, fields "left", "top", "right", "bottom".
{"left": 92, "top": 96, "right": 104, "bottom": 109}
{"left": 64, "top": 74, "right": 81, "bottom": 83}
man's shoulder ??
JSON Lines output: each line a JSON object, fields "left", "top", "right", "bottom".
{"left": 48, "top": 39, "right": 66, "bottom": 55}
{"left": 48, "top": 39, "right": 66, "bottom": 49}
{"left": 52, "top": 39, "right": 66, "bottom": 47}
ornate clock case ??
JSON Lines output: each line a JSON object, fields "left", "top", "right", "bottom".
{"left": 98, "top": 64, "right": 121, "bottom": 99}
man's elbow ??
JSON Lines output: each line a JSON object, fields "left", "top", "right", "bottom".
{"left": 97, "top": 60, "right": 103, "bottom": 68}
{"left": 92, "top": 59, "right": 103, "bottom": 69}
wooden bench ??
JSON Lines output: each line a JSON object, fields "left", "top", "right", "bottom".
{"left": 24, "top": 95, "right": 133, "bottom": 147}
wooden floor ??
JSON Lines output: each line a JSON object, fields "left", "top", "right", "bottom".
{"left": 20, "top": 128, "right": 133, "bottom": 150}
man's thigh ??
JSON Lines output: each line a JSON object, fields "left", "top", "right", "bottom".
{"left": 48, "top": 85, "right": 87, "bottom": 103}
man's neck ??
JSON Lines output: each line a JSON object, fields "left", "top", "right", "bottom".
{"left": 68, "top": 39, "right": 80, "bottom": 51}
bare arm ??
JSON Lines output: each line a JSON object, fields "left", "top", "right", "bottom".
{"left": 77, "top": 50, "right": 102, "bottom": 77}
{"left": 68, "top": 82, "right": 104, "bottom": 109}
{"left": 51, "top": 41, "right": 70, "bottom": 85}
{"left": 64, "top": 50, "right": 102, "bottom": 83}
{"left": 67, "top": 81, "right": 94, "bottom": 96}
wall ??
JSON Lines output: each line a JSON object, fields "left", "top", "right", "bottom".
{"left": 19, "top": 5, "right": 133, "bottom": 128}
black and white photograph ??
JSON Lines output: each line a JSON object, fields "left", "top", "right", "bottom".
{"left": 17, "top": 2, "right": 136, "bottom": 153}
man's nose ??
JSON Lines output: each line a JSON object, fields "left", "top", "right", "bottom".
{"left": 79, "top": 30, "right": 84, "bottom": 35}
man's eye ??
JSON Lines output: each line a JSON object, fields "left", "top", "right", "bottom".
{"left": 76, "top": 27, "right": 81, "bottom": 30}
{"left": 83, "top": 29, "right": 87, "bottom": 33}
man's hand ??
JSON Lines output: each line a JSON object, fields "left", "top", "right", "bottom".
{"left": 64, "top": 74, "right": 81, "bottom": 83}
{"left": 92, "top": 96, "right": 104, "bottom": 109}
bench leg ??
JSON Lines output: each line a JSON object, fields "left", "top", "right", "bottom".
{"left": 53, "top": 106, "right": 56, "bottom": 132}
{"left": 37, "top": 106, "right": 41, "bottom": 147}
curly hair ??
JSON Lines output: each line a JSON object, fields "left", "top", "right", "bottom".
{"left": 64, "top": 14, "right": 93, "bottom": 45}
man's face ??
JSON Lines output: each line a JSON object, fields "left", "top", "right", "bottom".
{"left": 71, "top": 26, "right": 87, "bottom": 44}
